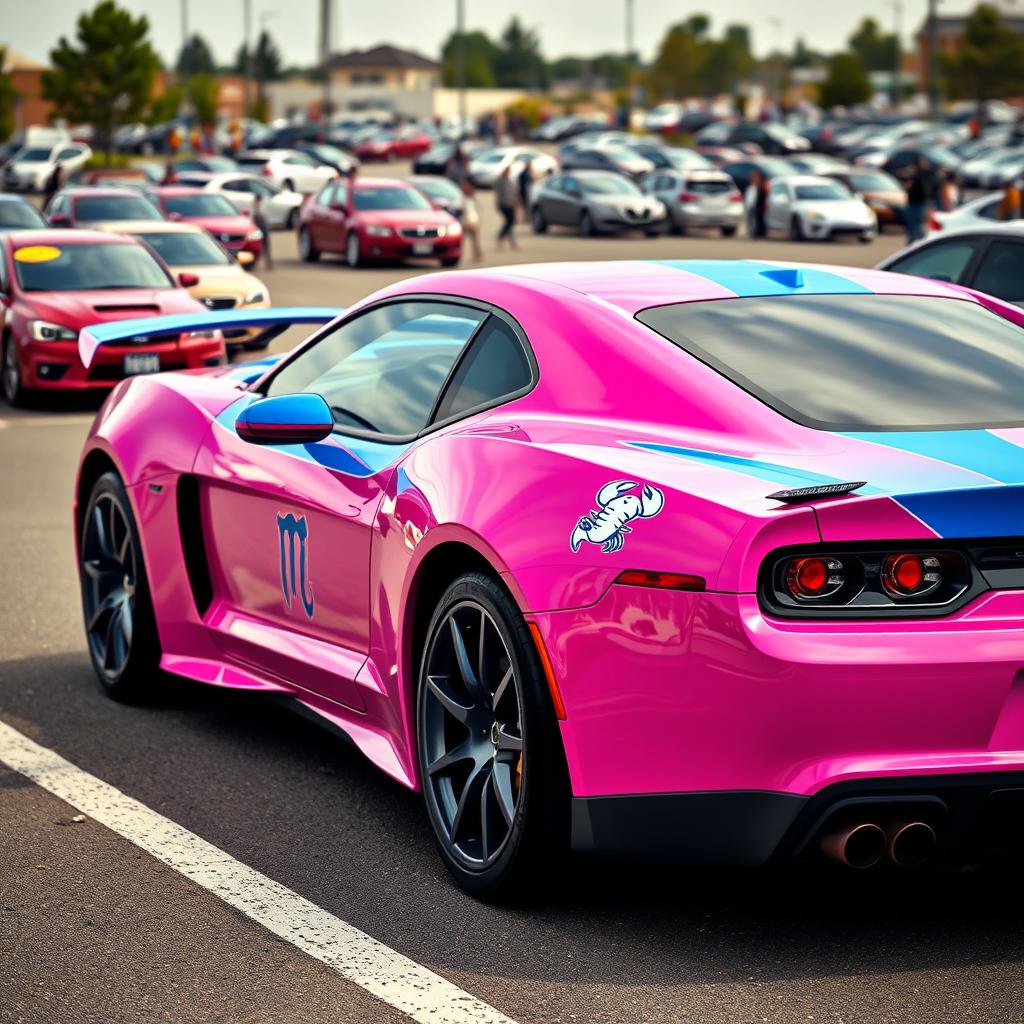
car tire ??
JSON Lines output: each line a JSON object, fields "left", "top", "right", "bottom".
{"left": 721, "top": 225, "right": 737, "bottom": 237}
{"left": 286, "top": 208, "right": 298, "bottom": 230}
{"left": 580, "top": 210, "right": 596, "bottom": 237}
{"left": 283, "top": 178, "right": 296, "bottom": 193}
{"left": 789, "top": 215, "right": 805, "bottom": 241}
{"left": 531, "top": 206, "right": 547, "bottom": 234}
{"left": 298, "top": 227, "right": 320, "bottom": 263}
{"left": 346, "top": 232, "right": 361, "bottom": 268}
{"left": 440, "top": 256, "right": 461, "bottom": 268}
{"left": 2, "top": 334, "right": 26, "bottom": 407}
{"left": 416, "top": 572, "right": 570, "bottom": 899}
{"left": 79, "top": 471, "right": 162, "bottom": 703}
{"left": 859, "top": 229, "right": 876, "bottom": 244}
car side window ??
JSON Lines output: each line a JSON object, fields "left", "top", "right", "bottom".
{"left": 770, "top": 180, "right": 788, "bottom": 196}
{"left": 971, "top": 240, "right": 1024, "bottom": 303}
{"left": 888, "top": 240, "right": 978, "bottom": 283}
{"left": 57, "top": 148, "right": 80, "bottom": 161}
{"left": 547, "top": 175, "right": 564, "bottom": 191}
{"left": 222, "top": 179, "right": 247, "bottom": 193}
{"left": 978, "top": 199, "right": 1001, "bottom": 221}
{"left": 265, "top": 301, "right": 486, "bottom": 438}
{"left": 315, "top": 182, "right": 336, "bottom": 206}
{"left": 433, "top": 316, "right": 532, "bottom": 422}
{"left": 563, "top": 176, "right": 581, "bottom": 195}
{"left": 0, "top": 249, "right": 9, "bottom": 292}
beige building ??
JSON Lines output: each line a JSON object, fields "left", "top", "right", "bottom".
{"left": 325, "top": 44, "right": 440, "bottom": 92}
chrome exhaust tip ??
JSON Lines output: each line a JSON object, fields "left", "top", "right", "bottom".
{"left": 886, "top": 821, "right": 936, "bottom": 868}
{"left": 820, "top": 822, "right": 886, "bottom": 869}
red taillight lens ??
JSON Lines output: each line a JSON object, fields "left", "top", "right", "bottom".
{"left": 928, "top": 214, "right": 941, "bottom": 231}
{"left": 615, "top": 570, "right": 706, "bottom": 591}
{"left": 785, "top": 556, "right": 845, "bottom": 599}
{"left": 263, "top": 164, "right": 273, "bottom": 176}
{"left": 728, "top": 190, "right": 742, "bottom": 201}
{"left": 882, "top": 553, "right": 941, "bottom": 596}
{"left": 679, "top": 191, "right": 699, "bottom": 202}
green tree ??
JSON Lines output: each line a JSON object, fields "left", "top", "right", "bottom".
{"left": 493, "top": 18, "right": 548, "bottom": 88}
{"left": 700, "top": 24, "right": 754, "bottom": 95}
{"left": 941, "top": 4, "right": 1024, "bottom": 113}
{"left": 790, "top": 37, "right": 819, "bottom": 69}
{"left": 186, "top": 72, "right": 218, "bottom": 127}
{"left": 648, "top": 21, "right": 705, "bottom": 99}
{"left": 440, "top": 30, "right": 498, "bottom": 87}
{"left": 0, "top": 49, "right": 17, "bottom": 142}
{"left": 819, "top": 52, "right": 872, "bottom": 109}
{"left": 234, "top": 30, "right": 283, "bottom": 84}
{"left": 147, "top": 81, "right": 183, "bottom": 123}
{"left": 848, "top": 17, "right": 899, "bottom": 73}
{"left": 176, "top": 33, "right": 216, "bottom": 76}
{"left": 43, "top": 0, "right": 159, "bottom": 165}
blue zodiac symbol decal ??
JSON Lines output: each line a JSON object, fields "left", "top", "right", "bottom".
{"left": 277, "top": 512, "right": 315, "bottom": 618}
{"left": 569, "top": 480, "right": 665, "bottom": 553}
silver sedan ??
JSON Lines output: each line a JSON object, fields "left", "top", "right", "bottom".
{"left": 530, "top": 170, "right": 668, "bottom": 237}
{"left": 641, "top": 169, "right": 744, "bottom": 236}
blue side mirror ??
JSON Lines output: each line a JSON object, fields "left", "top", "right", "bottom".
{"left": 236, "top": 393, "right": 334, "bottom": 445}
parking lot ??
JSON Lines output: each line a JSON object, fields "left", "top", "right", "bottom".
{"left": 4, "top": 168, "right": 1024, "bottom": 1024}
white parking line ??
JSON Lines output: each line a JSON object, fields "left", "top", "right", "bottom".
{"left": 0, "top": 719, "right": 517, "bottom": 1024}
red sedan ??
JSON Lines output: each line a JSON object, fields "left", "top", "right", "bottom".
{"left": 355, "top": 127, "right": 433, "bottom": 162}
{"left": 46, "top": 186, "right": 165, "bottom": 227}
{"left": 0, "top": 230, "right": 223, "bottom": 405}
{"left": 146, "top": 186, "right": 264, "bottom": 258}
{"left": 297, "top": 177, "right": 461, "bottom": 268}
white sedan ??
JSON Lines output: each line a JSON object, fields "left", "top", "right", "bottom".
{"left": 763, "top": 175, "right": 876, "bottom": 242}
{"left": 930, "top": 192, "right": 1020, "bottom": 233}
{"left": 175, "top": 172, "right": 305, "bottom": 229}
{"left": 233, "top": 149, "right": 337, "bottom": 194}
{"left": 3, "top": 141, "right": 91, "bottom": 192}
{"left": 468, "top": 146, "right": 558, "bottom": 188}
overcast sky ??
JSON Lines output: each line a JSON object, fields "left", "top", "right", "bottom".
{"left": 6, "top": 0, "right": 938, "bottom": 68}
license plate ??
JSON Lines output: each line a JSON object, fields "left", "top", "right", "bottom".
{"left": 412, "top": 241, "right": 434, "bottom": 255}
{"left": 124, "top": 353, "right": 160, "bottom": 376}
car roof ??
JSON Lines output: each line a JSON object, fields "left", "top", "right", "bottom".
{"left": 3, "top": 228, "right": 133, "bottom": 246}
{"left": 409, "top": 259, "right": 966, "bottom": 317}
{"left": 0, "top": 193, "right": 35, "bottom": 203}
{"left": 786, "top": 175, "right": 848, "bottom": 186}
{"left": 148, "top": 185, "right": 207, "bottom": 196}
{"left": 561, "top": 168, "right": 634, "bottom": 178}
{"left": 353, "top": 177, "right": 416, "bottom": 189}
{"left": 62, "top": 187, "right": 142, "bottom": 199}
{"left": 92, "top": 220, "right": 203, "bottom": 235}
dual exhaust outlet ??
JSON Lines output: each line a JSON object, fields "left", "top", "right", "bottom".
{"left": 821, "top": 820, "right": 937, "bottom": 869}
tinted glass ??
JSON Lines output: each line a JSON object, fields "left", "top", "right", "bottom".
{"left": 74, "top": 195, "right": 164, "bottom": 221}
{"left": 352, "top": 187, "right": 431, "bottom": 211}
{"left": 434, "top": 317, "right": 531, "bottom": 421}
{"left": 636, "top": 294, "right": 1024, "bottom": 431}
{"left": 0, "top": 201, "right": 46, "bottom": 229}
{"left": 688, "top": 179, "right": 732, "bottom": 195}
{"left": 18, "top": 148, "right": 53, "bottom": 162}
{"left": 413, "top": 178, "right": 461, "bottom": 201}
{"left": 267, "top": 302, "right": 484, "bottom": 436}
{"left": 972, "top": 240, "right": 1024, "bottom": 303}
{"left": 794, "top": 183, "right": 850, "bottom": 200}
{"left": 887, "top": 240, "right": 977, "bottom": 282}
{"left": 138, "top": 232, "right": 231, "bottom": 266}
{"left": 14, "top": 242, "right": 172, "bottom": 291}
{"left": 580, "top": 176, "right": 642, "bottom": 196}
{"left": 163, "top": 194, "right": 238, "bottom": 216}
{"left": 847, "top": 171, "right": 899, "bottom": 191}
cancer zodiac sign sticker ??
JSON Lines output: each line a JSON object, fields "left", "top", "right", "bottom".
{"left": 569, "top": 480, "right": 665, "bottom": 554}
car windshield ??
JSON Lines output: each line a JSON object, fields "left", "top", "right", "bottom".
{"left": 759, "top": 159, "right": 796, "bottom": 176}
{"left": 476, "top": 151, "right": 506, "bottom": 164}
{"left": 636, "top": 294, "right": 1024, "bottom": 431}
{"left": 74, "top": 195, "right": 164, "bottom": 221}
{"left": 14, "top": 242, "right": 172, "bottom": 291}
{"left": 162, "top": 194, "right": 238, "bottom": 217}
{"left": 17, "top": 148, "right": 53, "bottom": 162}
{"left": 581, "top": 175, "right": 642, "bottom": 195}
{"left": 794, "top": 183, "right": 850, "bottom": 200}
{"left": 847, "top": 172, "right": 898, "bottom": 191}
{"left": 138, "top": 231, "right": 231, "bottom": 266}
{"left": 352, "top": 186, "right": 431, "bottom": 211}
{"left": 413, "top": 178, "right": 460, "bottom": 200}
{"left": 666, "top": 149, "right": 712, "bottom": 169}
{"left": 597, "top": 146, "right": 639, "bottom": 163}
{"left": 0, "top": 201, "right": 46, "bottom": 229}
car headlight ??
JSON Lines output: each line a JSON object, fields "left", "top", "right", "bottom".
{"left": 364, "top": 225, "right": 392, "bottom": 237}
{"left": 246, "top": 228, "right": 264, "bottom": 241}
{"left": 245, "top": 290, "right": 267, "bottom": 304}
{"left": 805, "top": 209, "right": 823, "bottom": 221}
{"left": 28, "top": 320, "right": 77, "bottom": 342}
{"left": 447, "top": 221, "right": 462, "bottom": 236}
{"left": 185, "top": 330, "right": 221, "bottom": 340}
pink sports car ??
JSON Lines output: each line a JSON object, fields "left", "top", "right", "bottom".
{"left": 75, "top": 260, "right": 1024, "bottom": 895}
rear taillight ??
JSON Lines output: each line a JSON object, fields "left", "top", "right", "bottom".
{"left": 929, "top": 214, "right": 942, "bottom": 231}
{"left": 263, "top": 164, "right": 273, "bottom": 176}
{"left": 728, "top": 190, "right": 742, "bottom": 201}
{"left": 761, "top": 546, "right": 977, "bottom": 618}
{"left": 679, "top": 191, "right": 699, "bottom": 202}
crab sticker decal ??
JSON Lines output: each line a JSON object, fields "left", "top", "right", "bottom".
{"left": 569, "top": 480, "right": 665, "bottom": 553}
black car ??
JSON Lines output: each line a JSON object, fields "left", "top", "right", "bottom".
{"left": 877, "top": 226, "right": 1024, "bottom": 308}
{"left": 295, "top": 142, "right": 358, "bottom": 176}
{"left": 560, "top": 146, "right": 655, "bottom": 182}
{"left": 698, "top": 121, "right": 810, "bottom": 155}
{"left": 882, "top": 145, "right": 961, "bottom": 181}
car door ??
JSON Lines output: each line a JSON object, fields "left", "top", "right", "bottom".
{"left": 553, "top": 175, "right": 582, "bottom": 225}
{"left": 284, "top": 153, "right": 318, "bottom": 192}
{"left": 306, "top": 182, "right": 340, "bottom": 251}
{"left": 767, "top": 179, "right": 790, "bottom": 230}
{"left": 194, "top": 299, "right": 489, "bottom": 708}
{"left": 964, "top": 238, "right": 1024, "bottom": 306}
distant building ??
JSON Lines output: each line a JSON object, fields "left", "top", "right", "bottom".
{"left": 915, "top": 8, "right": 1024, "bottom": 92}
{"left": 325, "top": 44, "right": 440, "bottom": 93}
{"left": 1, "top": 49, "right": 54, "bottom": 130}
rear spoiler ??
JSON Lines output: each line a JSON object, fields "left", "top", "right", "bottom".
{"left": 79, "top": 306, "right": 343, "bottom": 368}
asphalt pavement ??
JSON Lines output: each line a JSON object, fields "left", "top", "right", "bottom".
{"left": 5, "top": 181, "right": 1024, "bottom": 1024}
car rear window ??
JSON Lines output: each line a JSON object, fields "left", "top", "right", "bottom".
{"left": 636, "top": 294, "right": 1024, "bottom": 431}
{"left": 687, "top": 179, "right": 732, "bottom": 195}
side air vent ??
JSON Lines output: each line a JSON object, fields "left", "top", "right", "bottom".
{"left": 176, "top": 474, "right": 214, "bottom": 616}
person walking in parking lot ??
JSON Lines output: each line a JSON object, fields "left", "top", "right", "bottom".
{"left": 745, "top": 170, "right": 768, "bottom": 239}
{"left": 904, "top": 157, "right": 933, "bottom": 243}
{"left": 998, "top": 175, "right": 1022, "bottom": 221}
{"left": 495, "top": 164, "right": 519, "bottom": 251}
{"left": 252, "top": 195, "right": 273, "bottom": 271}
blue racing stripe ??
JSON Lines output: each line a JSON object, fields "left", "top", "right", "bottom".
{"left": 649, "top": 260, "right": 874, "bottom": 297}
{"left": 843, "top": 431, "right": 1024, "bottom": 484}
{"left": 624, "top": 440, "right": 883, "bottom": 491}
{"left": 896, "top": 486, "right": 1024, "bottom": 538}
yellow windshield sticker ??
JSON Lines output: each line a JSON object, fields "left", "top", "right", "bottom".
{"left": 14, "top": 245, "right": 62, "bottom": 264}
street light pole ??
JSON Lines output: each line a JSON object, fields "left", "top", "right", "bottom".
{"left": 180, "top": 0, "right": 189, "bottom": 80}
{"left": 243, "top": 0, "right": 252, "bottom": 117}
{"left": 456, "top": 0, "right": 466, "bottom": 134}
{"left": 927, "top": 0, "right": 940, "bottom": 120}
{"left": 625, "top": 0, "right": 634, "bottom": 130}
{"left": 320, "top": 0, "right": 332, "bottom": 125}
{"left": 887, "top": 0, "right": 902, "bottom": 110}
